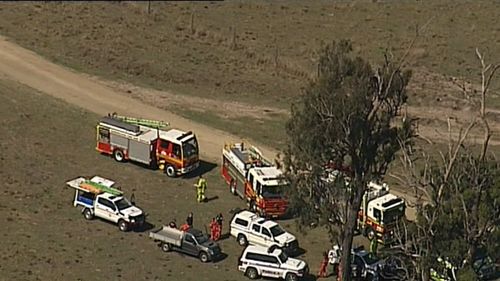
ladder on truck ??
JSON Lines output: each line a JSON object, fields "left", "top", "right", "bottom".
{"left": 109, "top": 113, "right": 169, "bottom": 129}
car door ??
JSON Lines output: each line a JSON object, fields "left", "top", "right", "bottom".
{"left": 261, "top": 227, "right": 273, "bottom": 245}
{"left": 181, "top": 233, "right": 198, "bottom": 256}
{"left": 250, "top": 224, "right": 265, "bottom": 246}
{"left": 95, "top": 198, "right": 113, "bottom": 220}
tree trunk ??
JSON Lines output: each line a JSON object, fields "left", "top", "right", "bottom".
{"left": 340, "top": 191, "right": 364, "bottom": 281}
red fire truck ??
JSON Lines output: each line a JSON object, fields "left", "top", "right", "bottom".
{"left": 221, "top": 142, "right": 289, "bottom": 218}
{"left": 96, "top": 114, "right": 200, "bottom": 177}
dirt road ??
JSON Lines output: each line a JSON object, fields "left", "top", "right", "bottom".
{"left": 0, "top": 35, "right": 277, "bottom": 164}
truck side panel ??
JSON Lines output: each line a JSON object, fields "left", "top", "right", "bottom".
{"left": 128, "top": 139, "right": 151, "bottom": 164}
{"left": 222, "top": 156, "right": 246, "bottom": 197}
{"left": 110, "top": 133, "right": 129, "bottom": 150}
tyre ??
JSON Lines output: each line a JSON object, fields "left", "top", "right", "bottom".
{"left": 83, "top": 208, "right": 93, "bottom": 220}
{"left": 161, "top": 243, "right": 171, "bottom": 252}
{"left": 237, "top": 234, "right": 248, "bottom": 246}
{"left": 245, "top": 267, "right": 258, "bottom": 279}
{"left": 199, "top": 251, "right": 209, "bottom": 263}
{"left": 285, "top": 273, "right": 298, "bottom": 281}
{"left": 113, "top": 149, "right": 125, "bottom": 162}
{"left": 165, "top": 165, "right": 176, "bottom": 177}
{"left": 118, "top": 220, "right": 128, "bottom": 232}
{"left": 230, "top": 180, "right": 237, "bottom": 195}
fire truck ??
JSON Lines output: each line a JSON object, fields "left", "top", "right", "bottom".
{"left": 221, "top": 142, "right": 288, "bottom": 218}
{"left": 358, "top": 181, "right": 405, "bottom": 244}
{"left": 96, "top": 113, "right": 199, "bottom": 177}
{"left": 320, "top": 168, "right": 405, "bottom": 244}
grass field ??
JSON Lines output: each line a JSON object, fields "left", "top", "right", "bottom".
{"left": 0, "top": 78, "right": 349, "bottom": 280}
{"left": 1, "top": 1, "right": 499, "bottom": 149}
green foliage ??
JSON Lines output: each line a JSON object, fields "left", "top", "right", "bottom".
{"left": 283, "top": 39, "right": 412, "bottom": 245}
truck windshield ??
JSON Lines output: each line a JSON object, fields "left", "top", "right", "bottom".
{"left": 182, "top": 137, "right": 198, "bottom": 158}
{"left": 382, "top": 205, "right": 405, "bottom": 224}
{"left": 270, "top": 225, "right": 285, "bottom": 237}
{"left": 278, "top": 252, "right": 288, "bottom": 263}
{"left": 261, "top": 185, "right": 286, "bottom": 198}
{"left": 194, "top": 233, "right": 208, "bottom": 244}
{"left": 115, "top": 198, "right": 132, "bottom": 211}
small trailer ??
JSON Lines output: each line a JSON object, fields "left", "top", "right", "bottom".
{"left": 149, "top": 226, "right": 223, "bottom": 262}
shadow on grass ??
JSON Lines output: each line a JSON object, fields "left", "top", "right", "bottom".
{"left": 132, "top": 221, "right": 155, "bottom": 233}
{"left": 183, "top": 160, "right": 218, "bottom": 179}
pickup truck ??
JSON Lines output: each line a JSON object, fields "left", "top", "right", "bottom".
{"left": 66, "top": 176, "right": 145, "bottom": 232}
{"left": 149, "top": 226, "right": 223, "bottom": 262}
{"left": 230, "top": 210, "right": 299, "bottom": 255}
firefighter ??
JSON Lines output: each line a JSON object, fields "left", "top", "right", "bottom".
{"left": 186, "top": 212, "right": 193, "bottom": 227}
{"left": 369, "top": 237, "right": 378, "bottom": 258}
{"left": 130, "top": 192, "right": 136, "bottom": 206}
{"left": 318, "top": 251, "right": 329, "bottom": 278}
{"left": 328, "top": 244, "right": 341, "bottom": 276}
{"left": 194, "top": 175, "right": 207, "bottom": 203}
{"left": 216, "top": 213, "right": 224, "bottom": 238}
{"left": 209, "top": 217, "right": 217, "bottom": 240}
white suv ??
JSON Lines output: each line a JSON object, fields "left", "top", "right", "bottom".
{"left": 238, "top": 245, "right": 308, "bottom": 281}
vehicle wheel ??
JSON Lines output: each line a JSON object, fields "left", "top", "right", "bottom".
{"left": 199, "top": 251, "right": 209, "bottom": 263}
{"left": 245, "top": 267, "right": 259, "bottom": 279}
{"left": 118, "top": 220, "right": 128, "bottom": 232}
{"left": 161, "top": 243, "right": 171, "bottom": 252}
{"left": 285, "top": 273, "right": 298, "bottom": 281}
{"left": 367, "top": 228, "right": 376, "bottom": 241}
{"left": 230, "top": 180, "right": 237, "bottom": 195}
{"left": 165, "top": 165, "right": 176, "bottom": 177}
{"left": 83, "top": 208, "right": 93, "bottom": 220}
{"left": 237, "top": 234, "right": 248, "bottom": 246}
{"left": 113, "top": 149, "right": 125, "bottom": 162}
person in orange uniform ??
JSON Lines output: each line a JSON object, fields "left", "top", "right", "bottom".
{"left": 318, "top": 251, "right": 329, "bottom": 278}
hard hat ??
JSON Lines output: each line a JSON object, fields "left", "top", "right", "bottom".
{"left": 437, "top": 257, "right": 443, "bottom": 263}
{"left": 333, "top": 245, "right": 340, "bottom": 250}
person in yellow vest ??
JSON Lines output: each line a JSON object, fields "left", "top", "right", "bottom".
{"left": 194, "top": 175, "right": 207, "bottom": 203}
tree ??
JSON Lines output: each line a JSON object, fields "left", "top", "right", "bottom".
{"left": 283, "top": 40, "right": 413, "bottom": 280}
{"left": 392, "top": 49, "right": 500, "bottom": 280}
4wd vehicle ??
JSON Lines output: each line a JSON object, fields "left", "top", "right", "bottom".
{"left": 149, "top": 226, "right": 223, "bottom": 263}
{"left": 230, "top": 210, "right": 299, "bottom": 255}
{"left": 238, "top": 245, "right": 309, "bottom": 281}
{"left": 66, "top": 176, "right": 145, "bottom": 232}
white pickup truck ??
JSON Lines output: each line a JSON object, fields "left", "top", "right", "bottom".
{"left": 66, "top": 176, "right": 145, "bottom": 232}
{"left": 230, "top": 210, "right": 299, "bottom": 255}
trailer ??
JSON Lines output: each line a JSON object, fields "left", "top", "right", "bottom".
{"left": 221, "top": 142, "right": 289, "bottom": 218}
{"left": 96, "top": 113, "right": 199, "bottom": 177}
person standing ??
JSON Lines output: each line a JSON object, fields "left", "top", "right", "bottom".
{"left": 194, "top": 175, "right": 207, "bottom": 203}
{"left": 186, "top": 212, "right": 193, "bottom": 227}
{"left": 209, "top": 217, "right": 217, "bottom": 240}
{"left": 318, "top": 251, "right": 329, "bottom": 278}
{"left": 216, "top": 213, "right": 224, "bottom": 237}
{"left": 369, "top": 237, "right": 378, "bottom": 258}
{"left": 328, "top": 244, "right": 341, "bottom": 276}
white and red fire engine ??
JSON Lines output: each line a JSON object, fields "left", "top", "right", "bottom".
{"left": 221, "top": 142, "right": 288, "bottom": 218}
{"left": 358, "top": 181, "right": 405, "bottom": 244}
{"left": 96, "top": 113, "right": 199, "bottom": 177}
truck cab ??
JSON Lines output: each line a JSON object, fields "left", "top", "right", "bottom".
{"left": 359, "top": 182, "right": 405, "bottom": 243}
{"left": 230, "top": 210, "right": 299, "bottom": 255}
{"left": 245, "top": 167, "right": 289, "bottom": 218}
{"left": 157, "top": 129, "right": 199, "bottom": 176}
{"left": 67, "top": 176, "right": 145, "bottom": 232}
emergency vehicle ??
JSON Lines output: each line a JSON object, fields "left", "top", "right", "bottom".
{"left": 66, "top": 176, "right": 145, "bottom": 232}
{"left": 320, "top": 169, "right": 405, "bottom": 244}
{"left": 358, "top": 182, "right": 406, "bottom": 244}
{"left": 96, "top": 113, "right": 199, "bottom": 177}
{"left": 221, "top": 142, "right": 288, "bottom": 218}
